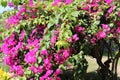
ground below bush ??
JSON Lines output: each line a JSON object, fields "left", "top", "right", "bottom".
{"left": 86, "top": 56, "right": 120, "bottom": 80}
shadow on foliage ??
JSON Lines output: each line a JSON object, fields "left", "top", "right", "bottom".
{"left": 84, "top": 71, "right": 120, "bottom": 80}
{"left": 84, "top": 72, "right": 102, "bottom": 80}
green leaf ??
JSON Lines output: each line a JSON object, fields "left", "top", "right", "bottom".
{"left": 47, "top": 22, "right": 54, "bottom": 29}
{"left": 38, "top": 57, "right": 42, "bottom": 64}
{"left": 59, "top": 27, "right": 72, "bottom": 40}
{"left": 115, "top": 51, "right": 119, "bottom": 55}
{"left": 17, "top": 76, "right": 26, "bottom": 80}
{"left": 24, "top": 68, "right": 31, "bottom": 75}
{"left": 71, "top": 11, "right": 79, "bottom": 17}
{"left": 13, "top": 0, "right": 20, "bottom": 6}
{"left": 1, "top": 0, "right": 7, "bottom": 7}
{"left": 55, "top": 40, "right": 69, "bottom": 50}
{"left": 93, "top": 21, "right": 100, "bottom": 25}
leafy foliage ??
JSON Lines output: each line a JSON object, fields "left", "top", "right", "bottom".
{"left": 0, "top": 0, "right": 120, "bottom": 80}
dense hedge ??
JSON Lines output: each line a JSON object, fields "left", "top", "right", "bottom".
{"left": 0, "top": 0, "right": 120, "bottom": 80}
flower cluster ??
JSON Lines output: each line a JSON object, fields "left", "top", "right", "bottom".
{"left": 52, "top": 0, "right": 72, "bottom": 6}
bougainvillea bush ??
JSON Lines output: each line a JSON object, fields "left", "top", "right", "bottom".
{"left": 0, "top": 0, "right": 120, "bottom": 80}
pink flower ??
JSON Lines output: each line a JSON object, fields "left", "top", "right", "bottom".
{"left": 1, "top": 33, "right": 18, "bottom": 55}
{"left": 54, "top": 0, "right": 61, "bottom": 3}
{"left": 30, "top": 29, "right": 37, "bottom": 39}
{"left": 108, "top": 6, "right": 114, "bottom": 14}
{"left": 75, "top": 25, "right": 85, "bottom": 34}
{"left": 52, "top": 0, "right": 72, "bottom": 6}
{"left": 19, "top": 5, "right": 26, "bottom": 14}
{"left": 90, "top": 37, "right": 96, "bottom": 44}
{"left": 29, "top": 66, "right": 38, "bottom": 73}
{"left": 96, "top": 31, "right": 106, "bottom": 40}
{"left": 113, "top": 33, "right": 118, "bottom": 38}
{"left": 19, "top": 30, "right": 26, "bottom": 41}
{"left": 37, "top": 25, "right": 46, "bottom": 36}
{"left": 106, "top": 6, "right": 114, "bottom": 18}
{"left": 72, "top": 34, "right": 79, "bottom": 41}
{"left": 102, "top": 24, "right": 110, "bottom": 31}
{"left": 54, "top": 69, "right": 62, "bottom": 76}
{"left": 82, "top": 6, "right": 90, "bottom": 12}
{"left": 67, "top": 37, "right": 72, "bottom": 42}
{"left": 44, "top": 56, "right": 52, "bottom": 70}
{"left": 45, "top": 62, "right": 52, "bottom": 70}
{"left": 30, "top": 78, "right": 34, "bottom": 80}
{"left": 51, "top": 35, "right": 57, "bottom": 45}
{"left": 63, "top": 50, "right": 69, "bottom": 59}
{"left": 25, "top": 50, "right": 37, "bottom": 64}
{"left": 65, "top": 0, "right": 72, "bottom": 4}
{"left": 4, "top": 56, "right": 15, "bottom": 66}
{"left": 45, "top": 70, "right": 53, "bottom": 77}
{"left": 38, "top": 66, "right": 43, "bottom": 73}
{"left": 40, "top": 76, "right": 46, "bottom": 80}
{"left": 41, "top": 50, "right": 48, "bottom": 56}
{"left": 56, "top": 24, "right": 61, "bottom": 27}
{"left": 46, "top": 77, "right": 53, "bottom": 80}
{"left": 54, "top": 77, "right": 61, "bottom": 80}
{"left": 0, "top": 48, "right": 2, "bottom": 53}
{"left": 8, "top": 2, "right": 14, "bottom": 7}
{"left": 0, "top": 32, "right": 2, "bottom": 34}
{"left": 105, "top": 6, "right": 114, "bottom": 18}
{"left": 29, "top": 0, "right": 33, "bottom": 6}
{"left": 91, "top": 0, "right": 100, "bottom": 3}
{"left": 44, "top": 57, "right": 51, "bottom": 64}
{"left": 55, "top": 50, "right": 66, "bottom": 64}
{"left": 7, "top": 15, "right": 19, "bottom": 25}
{"left": 67, "top": 64, "right": 71, "bottom": 69}
{"left": 12, "top": 65, "right": 24, "bottom": 76}
{"left": 15, "top": 42, "right": 23, "bottom": 50}
{"left": 118, "top": 12, "right": 120, "bottom": 17}
{"left": 117, "top": 27, "right": 120, "bottom": 33}
{"left": 27, "top": 39, "right": 40, "bottom": 51}
{"left": 54, "top": 30, "right": 60, "bottom": 35}
{"left": 90, "top": 4, "right": 98, "bottom": 12}
{"left": 52, "top": 0, "right": 62, "bottom": 6}
{"left": 1, "top": 43, "right": 11, "bottom": 55}
{"left": 105, "top": 13, "right": 109, "bottom": 18}
{"left": 55, "top": 53, "right": 65, "bottom": 64}
{"left": 116, "top": 20, "right": 120, "bottom": 27}
{"left": 105, "top": 0, "right": 113, "bottom": 4}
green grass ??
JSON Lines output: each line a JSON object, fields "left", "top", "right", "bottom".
{"left": 0, "top": 52, "right": 9, "bottom": 72}
{"left": 0, "top": 63, "right": 9, "bottom": 72}
{"left": 0, "top": 42, "right": 9, "bottom": 72}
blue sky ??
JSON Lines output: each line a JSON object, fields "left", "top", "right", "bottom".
{"left": 0, "top": 6, "right": 13, "bottom": 13}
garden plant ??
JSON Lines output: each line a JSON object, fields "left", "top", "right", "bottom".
{"left": 0, "top": 0, "right": 120, "bottom": 80}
